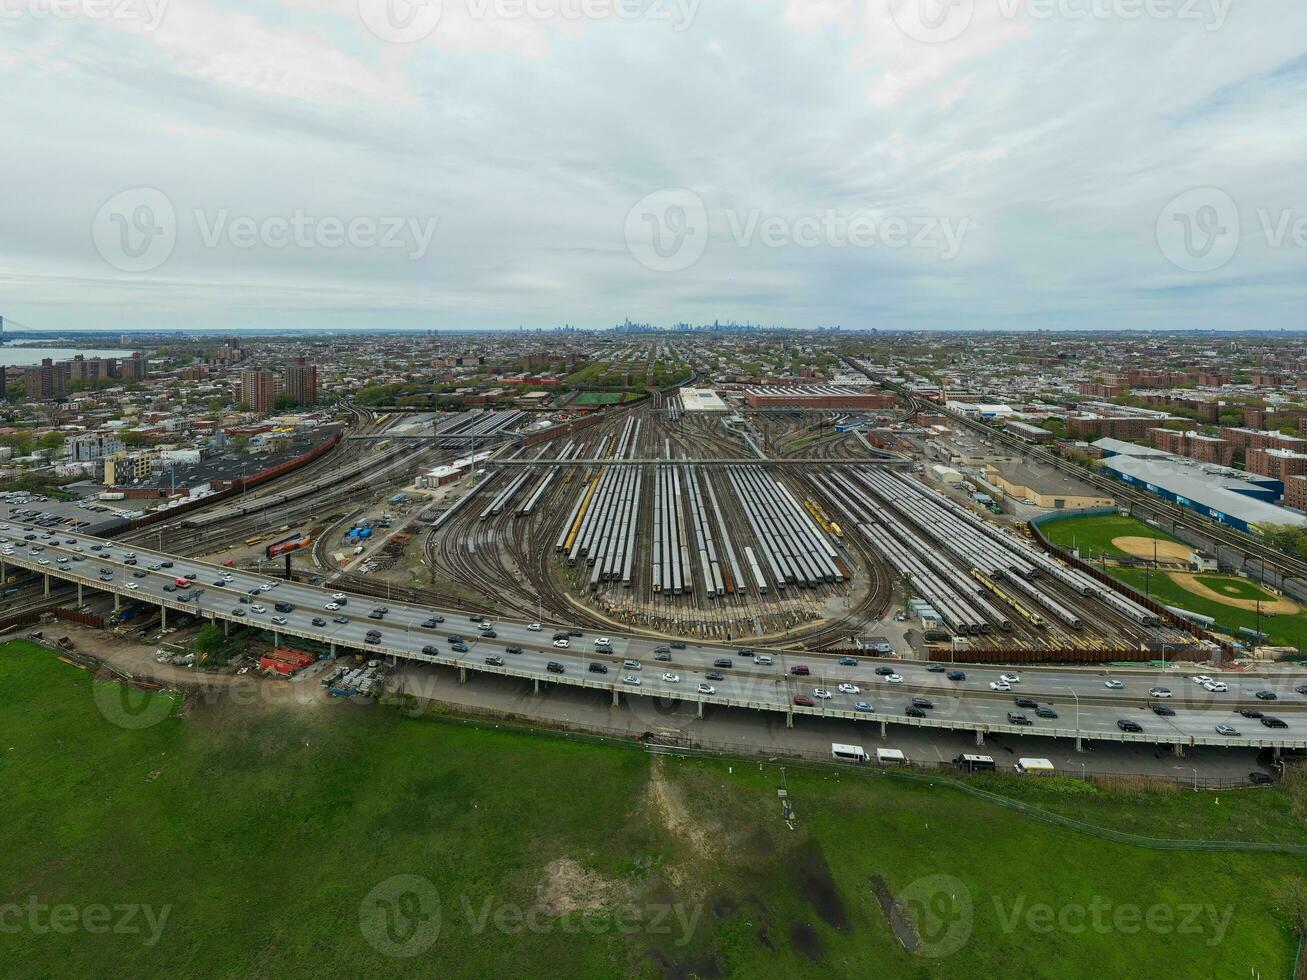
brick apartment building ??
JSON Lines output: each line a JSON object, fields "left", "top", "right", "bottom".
{"left": 1247, "top": 447, "right": 1307, "bottom": 482}
{"left": 1076, "top": 380, "right": 1126, "bottom": 399}
{"left": 1067, "top": 415, "right": 1157, "bottom": 440}
{"left": 1148, "top": 428, "right": 1234, "bottom": 466}
{"left": 1219, "top": 427, "right": 1307, "bottom": 454}
{"left": 1287, "top": 475, "right": 1307, "bottom": 512}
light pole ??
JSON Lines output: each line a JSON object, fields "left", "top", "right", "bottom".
{"left": 1067, "top": 686, "right": 1080, "bottom": 747}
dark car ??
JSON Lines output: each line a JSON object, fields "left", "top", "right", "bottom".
{"left": 911, "top": 696, "right": 934, "bottom": 709}
{"left": 1261, "top": 716, "right": 1288, "bottom": 729}
{"left": 1035, "top": 706, "right": 1058, "bottom": 719}
{"left": 1255, "top": 691, "right": 1278, "bottom": 701}
{"left": 705, "top": 670, "right": 724, "bottom": 681}
{"left": 905, "top": 706, "right": 927, "bottom": 718}
{"left": 333, "top": 615, "right": 349, "bottom": 624}
{"left": 1007, "top": 712, "right": 1032, "bottom": 726}
{"left": 927, "top": 663, "right": 945, "bottom": 673}
{"left": 451, "top": 642, "right": 468, "bottom": 653}
{"left": 422, "top": 645, "right": 439, "bottom": 655}
{"left": 793, "top": 694, "right": 814, "bottom": 707}
{"left": 133, "top": 571, "right": 147, "bottom": 579}
{"left": 160, "top": 560, "right": 173, "bottom": 569}
{"left": 506, "top": 645, "right": 523, "bottom": 655}
{"left": 1249, "top": 772, "right": 1275, "bottom": 786}
{"left": 447, "top": 635, "right": 465, "bottom": 644}
{"left": 875, "top": 666, "right": 895, "bottom": 676}
{"left": 947, "top": 670, "right": 967, "bottom": 681}
{"left": 670, "top": 641, "right": 686, "bottom": 649}
{"left": 1117, "top": 719, "right": 1143, "bottom": 733}
{"left": 485, "top": 656, "right": 505, "bottom": 667}
{"left": 567, "top": 629, "right": 582, "bottom": 638}
{"left": 547, "top": 662, "right": 565, "bottom": 674}
{"left": 469, "top": 614, "right": 483, "bottom": 623}
{"left": 839, "top": 657, "right": 858, "bottom": 667}
{"left": 274, "top": 602, "right": 293, "bottom": 613}
{"left": 481, "top": 630, "right": 497, "bottom": 639}
{"left": 791, "top": 665, "right": 810, "bottom": 676}
{"left": 553, "top": 632, "right": 570, "bottom": 641}
{"left": 213, "top": 579, "right": 226, "bottom": 586}
{"left": 1015, "top": 697, "right": 1038, "bottom": 709}
{"left": 1296, "top": 684, "right": 1307, "bottom": 695}
{"left": 588, "top": 663, "right": 609, "bottom": 674}
{"left": 123, "top": 558, "right": 137, "bottom": 566}
{"left": 1151, "top": 705, "right": 1176, "bottom": 716}
{"left": 422, "top": 617, "right": 445, "bottom": 628}
{"left": 713, "top": 658, "right": 732, "bottom": 669}
{"left": 312, "top": 617, "right": 327, "bottom": 627}
{"left": 655, "top": 650, "right": 672, "bottom": 661}
{"left": 737, "top": 648, "right": 755, "bottom": 657}
{"left": 1239, "top": 708, "right": 1264, "bottom": 719}
{"left": 368, "top": 610, "right": 385, "bottom": 620}
{"left": 365, "top": 636, "right": 380, "bottom": 645}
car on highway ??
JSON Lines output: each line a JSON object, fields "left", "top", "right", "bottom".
{"left": 1000, "top": 673, "right": 1020, "bottom": 685}
{"left": 1297, "top": 685, "right": 1307, "bottom": 695}
{"left": 874, "top": 666, "right": 895, "bottom": 676}
{"left": 37, "top": 559, "right": 48, "bottom": 566}
{"left": 670, "top": 641, "right": 685, "bottom": 649}
{"left": 1215, "top": 724, "right": 1240, "bottom": 736}
{"left": 790, "top": 665, "right": 810, "bottom": 676}
{"left": 481, "top": 630, "right": 497, "bottom": 639}
{"left": 737, "top": 648, "right": 754, "bottom": 658}
{"left": 546, "top": 662, "right": 565, "bottom": 674}
{"left": 212, "top": 579, "right": 226, "bottom": 587}
{"left": 1255, "top": 690, "right": 1279, "bottom": 701}
{"left": 905, "top": 706, "right": 927, "bottom": 718}
{"left": 623, "top": 675, "right": 641, "bottom": 685}
{"left": 333, "top": 616, "right": 349, "bottom": 624}
{"left": 312, "top": 617, "right": 327, "bottom": 627}
{"left": 422, "top": 617, "right": 444, "bottom": 628}
{"left": 1148, "top": 687, "right": 1172, "bottom": 699}
{"left": 712, "top": 658, "right": 732, "bottom": 669}
{"left": 1104, "top": 680, "right": 1124, "bottom": 689}
{"left": 528, "top": 623, "right": 542, "bottom": 631}
{"left": 754, "top": 655, "right": 773, "bottom": 666}
{"left": 588, "top": 663, "right": 609, "bottom": 674}
{"left": 553, "top": 638, "right": 570, "bottom": 648}
{"left": 1203, "top": 681, "right": 1228, "bottom": 693}
{"left": 365, "top": 635, "right": 380, "bottom": 645}
{"left": 1035, "top": 706, "right": 1058, "bottom": 719}
{"left": 911, "top": 696, "right": 934, "bottom": 709}
{"left": 705, "top": 670, "right": 724, "bottom": 681}
{"left": 324, "top": 603, "right": 340, "bottom": 611}
{"left": 838, "top": 657, "right": 858, "bottom": 666}
{"left": 485, "top": 656, "right": 504, "bottom": 667}
{"left": 231, "top": 607, "right": 245, "bottom": 616}
{"left": 837, "top": 683, "right": 860, "bottom": 695}
{"left": 813, "top": 688, "right": 832, "bottom": 700}
{"left": 622, "top": 659, "right": 641, "bottom": 670}
{"left": 594, "top": 637, "right": 612, "bottom": 648}
{"left": 655, "top": 650, "right": 672, "bottom": 662}
{"left": 478, "top": 621, "right": 496, "bottom": 632}
{"left": 1151, "top": 705, "right": 1175, "bottom": 716}
{"left": 1192, "top": 675, "right": 1212, "bottom": 685}
{"left": 451, "top": 642, "right": 468, "bottom": 653}
{"left": 662, "top": 673, "right": 680, "bottom": 683}
{"left": 271, "top": 616, "right": 288, "bottom": 626}
{"left": 946, "top": 670, "right": 966, "bottom": 681}
{"left": 989, "top": 681, "right": 1011, "bottom": 692}
{"left": 926, "top": 663, "right": 946, "bottom": 673}
{"left": 854, "top": 701, "right": 874, "bottom": 713}
{"left": 125, "top": 582, "right": 139, "bottom": 590}
{"left": 1007, "top": 712, "right": 1032, "bottom": 726}
{"left": 331, "top": 593, "right": 346, "bottom": 601}
{"left": 1261, "top": 716, "right": 1288, "bottom": 729}
{"left": 885, "top": 674, "right": 904, "bottom": 684}
{"left": 793, "top": 694, "right": 814, "bottom": 707}
{"left": 251, "top": 604, "right": 266, "bottom": 614}
{"left": 697, "top": 683, "right": 715, "bottom": 695}
{"left": 567, "top": 629, "right": 582, "bottom": 638}
{"left": 1117, "top": 720, "right": 1143, "bottom": 733}
{"left": 422, "top": 645, "right": 439, "bottom": 655}
{"left": 1239, "top": 708, "right": 1264, "bottom": 719}
{"left": 368, "top": 610, "right": 385, "bottom": 620}
{"left": 506, "top": 645, "right": 522, "bottom": 655}
{"left": 447, "top": 634, "right": 465, "bottom": 644}
{"left": 1015, "top": 697, "right": 1038, "bottom": 709}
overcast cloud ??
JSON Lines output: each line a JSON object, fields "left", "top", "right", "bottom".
{"left": 1, "top": 0, "right": 1304, "bottom": 331}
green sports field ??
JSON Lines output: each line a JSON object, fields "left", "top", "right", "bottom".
{"left": 1, "top": 640, "right": 1303, "bottom": 978}
{"left": 1039, "top": 513, "right": 1182, "bottom": 561}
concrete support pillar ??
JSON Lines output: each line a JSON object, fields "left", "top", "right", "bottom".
{"left": 611, "top": 688, "right": 619, "bottom": 707}
{"left": 0, "top": 559, "right": 5, "bottom": 581}
{"left": 785, "top": 709, "right": 793, "bottom": 729}
{"left": 77, "top": 582, "right": 83, "bottom": 605}
{"left": 697, "top": 700, "right": 704, "bottom": 719}
{"left": 458, "top": 666, "right": 466, "bottom": 684}
{"left": 1172, "top": 743, "right": 1185, "bottom": 758}
{"left": 1273, "top": 746, "right": 1281, "bottom": 760}
{"left": 223, "top": 619, "right": 230, "bottom": 637}
{"left": 113, "top": 593, "right": 121, "bottom": 612}
{"left": 879, "top": 721, "right": 887, "bottom": 738}
{"left": 160, "top": 606, "right": 167, "bottom": 629}
{"left": 274, "top": 633, "right": 280, "bottom": 648}
{"left": 330, "top": 642, "right": 336, "bottom": 657}
{"left": 43, "top": 574, "right": 50, "bottom": 597}
{"left": 975, "top": 729, "right": 985, "bottom": 746}
{"left": 1075, "top": 736, "right": 1084, "bottom": 753}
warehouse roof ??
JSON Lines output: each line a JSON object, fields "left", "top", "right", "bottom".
{"left": 1101, "top": 454, "right": 1307, "bottom": 528}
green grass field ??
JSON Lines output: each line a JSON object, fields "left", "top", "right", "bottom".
{"left": 573, "top": 391, "right": 624, "bottom": 405}
{"left": 2, "top": 640, "right": 1303, "bottom": 978}
{"left": 1040, "top": 513, "right": 1182, "bottom": 560}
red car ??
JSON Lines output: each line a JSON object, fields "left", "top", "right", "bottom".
{"left": 793, "top": 694, "right": 815, "bottom": 707}
{"left": 790, "top": 665, "right": 811, "bottom": 676}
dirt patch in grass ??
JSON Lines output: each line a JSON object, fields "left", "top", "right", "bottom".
{"left": 536, "top": 858, "right": 624, "bottom": 917}
{"left": 1169, "top": 573, "right": 1300, "bottom": 614}
{"left": 645, "top": 756, "right": 716, "bottom": 860}
{"left": 869, "top": 874, "right": 923, "bottom": 953}
{"left": 1112, "top": 536, "right": 1193, "bottom": 562}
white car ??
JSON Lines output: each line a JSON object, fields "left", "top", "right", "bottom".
{"left": 813, "top": 688, "right": 832, "bottom": 700}
{"left": 662, "top": 672, "right": 680, "bottom": 683}
{"left": 332, "top": 593, "right": 346, "bottom": 600}
{"left": 261, "top": 583, "right": 276, "bottom": 592}
{"left": 697, "top": 683, "right": 715, "bottom": 695}
{"left": 1104, "top": 680, "right": 1124, "bottom": 690}
{"left": 325, "top": 602, "right": 340, "bottom": 611}
{"left": 37, "top": 559, "right": 49, "bottom": 566}
{"left": 125, "top": 582, "right": 139, "bottom": 590}
{"left": 622, "top": 675, "right": 641, "bottom": 685}
{"left": 528, "top": 623, "right": 542, "bottom": 632}
{"left": 552, "top": 638, "right": 570, "bottom": 648}
{"left": 478, "top": 622, "right": 495, "bottom": 632}
{"left": 885, "top": 674, "right": 904, "bottom": 684}
{"left": 594, "top": 637, "right": 612, "bottom": 647}
{"left": 1203, "top": 680, "right": 1228, "bottom": 693}
{"left": 1192, "top": 675, "right": 1213, "bottom": 685}
{"left": 251, "top": 604, "right": 267, "bottom": 614}
{"left": 837, "top": 683, "right": 860, "bottom": 695}
{"left": 1000, "top": 673, "right": 1021, "bottom": 685}
{"left": 990, "top": 681, "right": 1011, "bottom": 692}
{"left": 1149, "top": 687, "right": 1172, "bottom": 699}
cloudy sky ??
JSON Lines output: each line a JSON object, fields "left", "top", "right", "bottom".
{"left": 1, "top": 0, "right": 1304, "bottom": 332}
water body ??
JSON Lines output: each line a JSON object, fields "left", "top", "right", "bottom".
{"left": 0, "top": 346, "right": 134, "bottom": 366}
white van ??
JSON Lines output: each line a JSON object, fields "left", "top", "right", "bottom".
{"left": 1015, "top": 758, "right": 1056, "bottom": 775}
{"left": 831, "top": 743, "right": 869, "bottom": 763}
